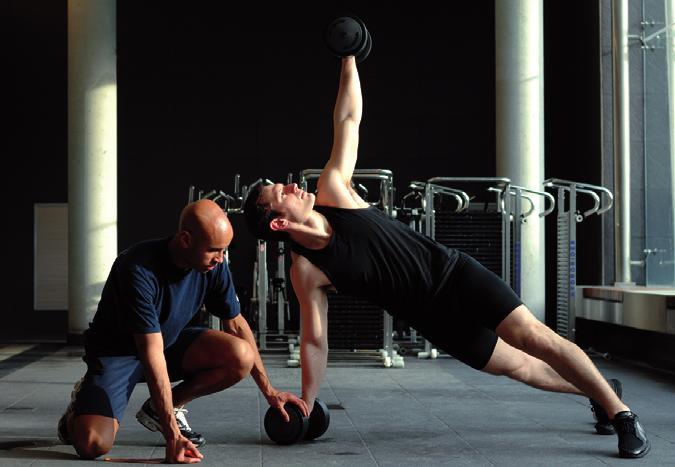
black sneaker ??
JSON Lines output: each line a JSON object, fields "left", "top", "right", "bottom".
{"left": 135, "top": 399, "right": 206, "bottom": 447}
{"left": 589, "top": 378, "right": 622, "bottom": 434}
{"left": 57, "top": 378, "right": 84, "bottom": 445}
{"left": 612, "top": 411, "right": 650, "bottom": 458}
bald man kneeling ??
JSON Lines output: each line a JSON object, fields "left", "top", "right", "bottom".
{"left": 57, "top": 200, "right": 308, "bottom": 464}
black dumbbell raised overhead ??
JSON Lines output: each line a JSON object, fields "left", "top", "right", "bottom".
{"left": 264, "top": 399, "right": 331, "bottom": 445}
{"left": 324, "top": 16, "right": 372, "bottom": 63}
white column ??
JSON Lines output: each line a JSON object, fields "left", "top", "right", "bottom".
{"left": 611, "top": 0, "right": 632, "bottom": 285}
{"left": 495, "top": 0, "right": 545, "bottom": 321}
{"left": 68, "top": 0, "right": 117, "bottom": 339}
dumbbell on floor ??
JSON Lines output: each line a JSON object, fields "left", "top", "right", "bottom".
{"left": 264, "top": 399, "right": 331, "bottom": 445}
{"left": 305, "top": 398, "right": 330, "bottom": 440}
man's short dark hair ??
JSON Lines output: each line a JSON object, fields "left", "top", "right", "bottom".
{"left": 242, "top": 179, "right": 290, "bottom": 242}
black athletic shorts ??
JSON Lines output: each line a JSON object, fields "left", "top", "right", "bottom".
{"left": 412, "top": 251, "right": 523, "bottom": 370}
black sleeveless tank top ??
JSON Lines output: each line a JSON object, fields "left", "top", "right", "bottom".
{"left": 291, "top": 205, "right": 460, "bottom": 318}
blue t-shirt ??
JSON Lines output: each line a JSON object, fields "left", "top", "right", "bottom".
{"left": 84, "top": 237, "right": 240, "bottom": 356}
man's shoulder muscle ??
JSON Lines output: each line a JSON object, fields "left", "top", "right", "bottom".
{"left": 290, "top": 253, "right": 331, "bottom": 291}
{"left": 316, "top": 170, "right": 361, "bottom": 208}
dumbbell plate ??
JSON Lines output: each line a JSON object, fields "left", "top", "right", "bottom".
{"left": 356, "top": 27, "right": 372, "bottom": 64}
{"left": 324, "top": 16, "right": 367, "bottom": 57}
{"left": 304, "top": 398, "right": 331, "bottom": 440}
{"left": 264, "top": 403, "right": 309, "bottom": 445}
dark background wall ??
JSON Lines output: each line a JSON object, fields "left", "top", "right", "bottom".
{"left": 5, "top": 0, "right": 601, "bottom": 342}
{"left": 543, "top": 1, "right": 602, "bottom": 325}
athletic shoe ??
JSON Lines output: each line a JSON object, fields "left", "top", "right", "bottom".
{"left": 589, "top": 378, "right": 622, "bottom": 434}
{"left": 57, "top": 377, "right": 84, "bottom": 445}
{"left": 612, "top": 411, "right": 650, "bottom": 458}
{"left": 136, "top": 399, "right": 206, "bottom": 447}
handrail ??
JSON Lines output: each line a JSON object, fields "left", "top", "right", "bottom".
{"left": 427, "top": 185, "right": 469, "bottom": 212}
{"left": 408, "top": 181, "right": 469, "bottom": 212}
{"left": 301, "top": 168, "right": 393, "bottom": 182}
{"left": 510, "top": 185, "right": 556, "bottom": 218}
{"left": 543, "top": 178, "right": 614, "bottom": 215}
{"left": 519, "top": 194, "right": 535, "bottom": 219}
{"left": 428, "top": 176, "right": 511, "bottom": 184}
{"left": 576, "top": 188, "right": 601, "bottom": 217}
{"left": 426, "top": 178, "right": 510, "bottom": 214}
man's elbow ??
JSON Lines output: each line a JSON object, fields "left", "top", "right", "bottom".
{"left": 301, "top": 334, "right": 328, "bottom": 354}
{"left": 333, "top": 115, "right": 362, "bottom": 130}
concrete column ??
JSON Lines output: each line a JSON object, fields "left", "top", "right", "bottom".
{"left": 495, "top": 0, "right": 546, "bottom": 321}
{"left": 67, "top": 0, "right": 117, "bottom": 339}
{"left": 611, "top": 0, "right": 632, "bottom": 285}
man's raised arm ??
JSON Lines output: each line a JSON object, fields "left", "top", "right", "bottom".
{"left": 320, "top": 56, "right": 362, "bottom": 188}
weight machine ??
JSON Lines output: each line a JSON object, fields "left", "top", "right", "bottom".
{"left": 543, "top": 178, "right": 613, "bottom": 341}
{"left": 401, "top": 177, "right": 554, "bottom": 359}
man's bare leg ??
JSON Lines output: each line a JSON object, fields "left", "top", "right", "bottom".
{"left": 172, "top": 330, "right": 255, "bottom": 406}
{"left": 493, "top": 305, "right": 628, "bottom": 417}
{"left": 482, "top": 337, "right": 583, "bottom": 395}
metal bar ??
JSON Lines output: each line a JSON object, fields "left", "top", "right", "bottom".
{"left": 424, "top": 184, "right": 468, "bottom": 212}
{"left": 511, "top": 185, "right": 556, "bottom": 217}
{"left": 428, "top": 185, "right": 470, "bottom": 212}
{"left": 502, "top": 187, "right": 511, "bottom": 285}
{"left": 233, "top": 174, "right": 240, "bottom": 196}
{"left": 543, "top": 179, "right": 614, "bottom": 214}
{"left": 301, "top": 168, "right": 393, "bottom": 181}
{"left": 568, "top": 185, "right": 578, "bottom": 341}
{"left": 612, "top": 0, "right": 633, "bottom": 284}
{"left": 257, "top": 240, "right": 268, "bottom": 351}
{"left": 576, "top": 188, "right": 601, "bottom": 217}
{"left": 512, "top": 187, "right": 522, "bottom": 296}
{"left": 277, "top": 241, "right": 286, "bottom": 334}
{"left": 428, "top": 177, "right": 511, "bottom": 185}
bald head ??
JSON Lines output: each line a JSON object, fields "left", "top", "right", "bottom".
{"left": 179, "top": 199, "right": 233, "bottom": 245}
{"left": 171, "top": 199, "right": 233, "bottom": 272}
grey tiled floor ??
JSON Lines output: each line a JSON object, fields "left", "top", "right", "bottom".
{"left": 0, "top": 344, "right": 673, "bottom": 466}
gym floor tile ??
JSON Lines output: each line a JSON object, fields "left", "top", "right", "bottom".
{"left": 0, "top": 346, "right": 673, "bottom": 466}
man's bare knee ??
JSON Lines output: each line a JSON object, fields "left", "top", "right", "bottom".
{"left": 231, "top": 339, "right": 255, "bottom": 379}
{"left": 71, "top": 415, "right": 116, "bottom": 460}
{"left": 73, "top": 435, "right": 112, "bottom": 460}
{"left": 520, "top": 323, "right": 563, "bottom": 360}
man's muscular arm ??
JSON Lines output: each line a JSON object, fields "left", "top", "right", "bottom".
{"left": 317, "top": 56, "right": 363, "bottom": 207}
{"left": 134, "top": 333, "right": 202, "bottom": 463}
{"left": 222, "top": 314, "right": 308, "bottom": 420}
{"left": 290, "top": 255, "right": 330, "bottom": 409}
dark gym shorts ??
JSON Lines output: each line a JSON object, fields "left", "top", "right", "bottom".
{"left": 73, "top": 326, "right": 208, "bottom": 421}
{"left": 411, "top": 251, "right": 523, "bottom": 370}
